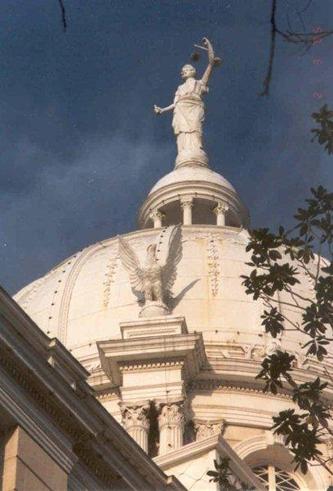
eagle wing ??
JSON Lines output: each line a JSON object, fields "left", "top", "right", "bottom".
{"left": 160, "top": 225, "right": 182, "bottom": 299}
{"left": 118, "top": 236, "right": 144, "bottom": 292}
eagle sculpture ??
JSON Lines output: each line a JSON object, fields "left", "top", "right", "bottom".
{"left": 118, "top": 225, "right": 182, "bottom": 313}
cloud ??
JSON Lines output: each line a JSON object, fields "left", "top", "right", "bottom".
{"left": 0, "top": 133, "right": 172, "bottom": 293}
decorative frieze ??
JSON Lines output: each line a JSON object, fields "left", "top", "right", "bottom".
{"left": 119, "top": 359, "right": 184, "bottom": 372}
{"left": 188, "top": 379, "right": 292, "bottom": 399}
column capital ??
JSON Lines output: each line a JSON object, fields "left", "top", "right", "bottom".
{"left": 213, "top": 201, "right": 229, "bottom": 215}
{"left": 194, "top": 419, "right": 225, "bottom": 441}
{"left": 180, "top": 196, "right": 194, "bottom": 209}
{"left": 120, "top": 403, "right": 150, "bottom": 431}
{"left": 150, "top": 209, "right": 164, "bottom": 220}
{"left": 158, "top": 402, "right": 185, "bottom": 430}
{"left": 157, "top": 401, "right": 186, "bottom": 454}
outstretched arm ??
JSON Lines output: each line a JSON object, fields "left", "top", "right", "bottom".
{"left": 154, "top": 103, "right": 175, "bottom": 115}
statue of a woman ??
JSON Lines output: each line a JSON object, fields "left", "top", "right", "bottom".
{"left": 154, "top": 38, "right": 220, "bottom": 168}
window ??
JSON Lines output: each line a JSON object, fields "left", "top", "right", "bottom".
{"left": 253, "top": 465, "right": 300, "bottom": 491}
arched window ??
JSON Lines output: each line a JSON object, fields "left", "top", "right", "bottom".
{"left": 253, "top": 465, "right": 300, "bottom": 491}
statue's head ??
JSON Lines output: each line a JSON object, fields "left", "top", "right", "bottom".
{"left": 181, "top": 64, "right": 196, "bottom": 80}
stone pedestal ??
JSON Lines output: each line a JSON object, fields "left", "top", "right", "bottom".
{"left": 120, "top": 404, "right": 150, "bottom": 453}
{"left": 98, "top": 317, "right": 206, "bottom": 403}
{"left": 175, "top": 150, "right": 208, "bottom": 169}
{"left": 139, "top": 301, "right": 169, "bottom": 318}
{"left": 158, "top": 402, "right": 185, "bottom": 455}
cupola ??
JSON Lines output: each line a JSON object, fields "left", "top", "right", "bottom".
{"left": 138, "top": 163, "right": 250, "bottom": 229}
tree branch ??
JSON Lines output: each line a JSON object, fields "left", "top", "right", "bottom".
{"left": 261, "top": 0, "right": 333, "bottom": 96}
{"left": 260, "top": 0, "right": 278, "bottom": 96}
{"left": 57, "top": 0, "right": 67, "bottom": 32}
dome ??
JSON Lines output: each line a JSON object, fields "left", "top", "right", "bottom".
{"left": 14, "top": 225, "right": 322, "bottom": 368}
{"left": 149, "top": 166, "right": 236, "bottom": 194}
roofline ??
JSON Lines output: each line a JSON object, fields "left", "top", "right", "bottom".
{"left": 0, "top": 285, "right": 184, "bottom": 490}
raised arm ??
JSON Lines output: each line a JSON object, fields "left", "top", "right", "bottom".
{"left": 200, "top": 37, "right": 221, "bottom": 87}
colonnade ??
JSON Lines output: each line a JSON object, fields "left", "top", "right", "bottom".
{"left": 121, "top": 402, "right": 185, "bottom": 455}
{"left": 150, "top": 198, "right": 229, "bottom": 228}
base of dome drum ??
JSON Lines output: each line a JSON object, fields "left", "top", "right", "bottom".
{"left": 139, "top": 301, "right": 170, "bottom": 318}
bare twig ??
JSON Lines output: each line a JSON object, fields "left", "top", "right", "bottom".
{"left": 57, "top": 0, "right": 67, "bottom": 31}
{"left": 261, "top": 0, "right": 333, "bottom": 96}
{"left": 260, "top": 0, "right": 278, "bottom": 96}
{"left": 314, "top": 456, "right": 333, "bottom": 475}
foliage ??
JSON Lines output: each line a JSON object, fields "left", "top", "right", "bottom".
{"left": 242, "top": 186, "right": 333, "bottom": 474}
{"left": 312, "top": 105, "right": 333, "bottom": 155}
{"left": 207, "top": 458, "right": 250, "bottom": 490}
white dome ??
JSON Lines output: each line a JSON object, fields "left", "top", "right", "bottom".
{"left": 14, "top": 225, "right": 322, "bottom": 365}
{"left": 149, "top": 166, "right": 236, "bottom": 194}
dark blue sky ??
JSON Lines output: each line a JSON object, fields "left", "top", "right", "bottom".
{"left": 1, "top": 0, "right": 332, "bottom": 293}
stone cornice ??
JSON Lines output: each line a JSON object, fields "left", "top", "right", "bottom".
{"left": 0, "top": 365, "right": 77, "bottom": 474}
{"left": 119, "top": 359, "right": 185, "bottom": 371}
{"left": 190, "top": 378, "right": 285, "bottom": 396}
{"left": 98, "top": 331, "right": 207, "bottom": 386}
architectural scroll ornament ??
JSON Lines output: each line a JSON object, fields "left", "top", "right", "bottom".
{"left": 154, "top": 37, "right": 221, "bottom": 168}
{"left": 119, "top": 225, "right": 182, "bottom": 317}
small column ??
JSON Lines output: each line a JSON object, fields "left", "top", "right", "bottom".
{"left": 150, "top": 209, "right": 163, "bottom": 229}
{"left": 180, "top": 197, "right": 193, "bottom": 225}
{"left": 158, "top": 402, "right": 185, "bottom": 455}
{"left": 213, "top": 202, "right": 229, "bottom": 226}
{"left": 121, "top": 404, "right": 150, "bottom": 453}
